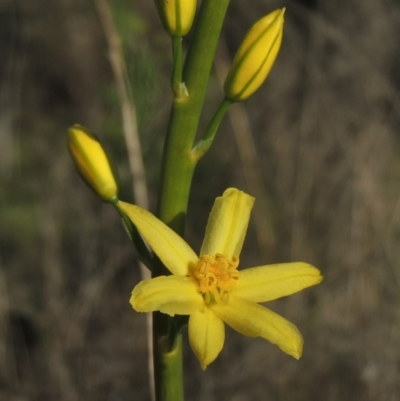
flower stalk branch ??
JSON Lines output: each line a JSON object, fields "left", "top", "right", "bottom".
{"left": 192, "top": 98, "right": 233, "bottom": 161}
{"left": 171, "top": 36, "right": 187, "bottom": 99}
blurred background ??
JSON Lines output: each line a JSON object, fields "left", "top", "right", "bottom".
{"left": 1, "top": 0, "right": 400, "bottom": 400}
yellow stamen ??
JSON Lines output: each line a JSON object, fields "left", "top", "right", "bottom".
{"left": 191, "top": 254, "right": 239, "bottom": 304}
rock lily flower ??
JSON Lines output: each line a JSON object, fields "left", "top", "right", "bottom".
{"left": 119, "top": 188, "right": 322, "bottom": 369}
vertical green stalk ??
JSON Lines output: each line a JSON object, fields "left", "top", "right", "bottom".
{"left": 158, "top": 0, "right": 231, "bottom": 233}
{"left": 153, "top": 312, "right": 184, "bottom": 401}
{"left": 153, "top": 1, "right": 231, "bottom": 401}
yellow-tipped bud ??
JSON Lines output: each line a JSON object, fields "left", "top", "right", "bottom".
{"left": 224, "top": 9, "right": 285, "bottom": 101}
{"left": 154, "top": 0, "right": 197, "bottom": 36}
{"left": 67, "top": 125, "right": 118, "bottom": 201}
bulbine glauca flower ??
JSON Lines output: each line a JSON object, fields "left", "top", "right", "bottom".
{"left": 67, "top": 125, "right": 118, "bottom": 201}
{"left": 154, "top": 0, "right": 197, "bottom": 37}
{"left": 119, "top": 188, "right": 322, "bottom": 369}
{"left": 224, "top": 8, "right": 285, "bottom": 101}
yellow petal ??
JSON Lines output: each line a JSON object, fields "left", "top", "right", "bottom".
{"left": 211, "top": 296, "right": 303, "bottom": 359}
{"left": 234, "top": 263, "right": 322, "bottom": 302}
{"left": 200, "top": 188, "right": 255, "bottom": 258}
{"left": 119, "top": 201, "right": 198, "bottom": 276}
{"left": 188, "top": 308, "right": 225, "bottom": 370}
{"left": 130, "top": 275, "right": 204, "bottom": 316}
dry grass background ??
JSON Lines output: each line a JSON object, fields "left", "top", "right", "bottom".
{"left": 1, "top": 0, "right": 400, "bottom": 400}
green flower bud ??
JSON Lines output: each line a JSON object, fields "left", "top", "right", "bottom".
{"left": 224, "top": 9, "right": 285, "bottom": 101}
{"left": 67, "top": 125, "right": 118, "bottom": 201}
{"left": 154, "top": 0, "right": 197, "bottom": 36}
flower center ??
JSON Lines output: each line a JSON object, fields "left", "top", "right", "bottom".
{"left": 191, "top": 253, "right": 239, "bottom": 304}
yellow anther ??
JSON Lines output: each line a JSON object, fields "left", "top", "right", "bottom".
{"left": 191, "top": 254, "right": 239, "bottom": 304}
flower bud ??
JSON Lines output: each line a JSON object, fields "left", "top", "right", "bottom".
{"left": 154, "top": 0, "right": 197, "bottom": 36}
{"left": 224, "top": 9, "right": 285, "bottom": 101}
{"left": 67, "top": 125, "right": 118, "bottom": 201}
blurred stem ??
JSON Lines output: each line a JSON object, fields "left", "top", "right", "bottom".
{"left": 93, "top": 0, "right": 149, "bottom": 210}
{"left": 213, "top": 38, "right": 277, "bottom": 258}
{"left": 93, "top": 1, "right": 154, "bottom": 399}
{"left": 154, "top": 1, "right": 231, "bottom": 401}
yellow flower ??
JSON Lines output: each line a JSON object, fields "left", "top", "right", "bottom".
{"left": 224, "top": 9, "right": 285, "bottom": 101}
{"left": 119, "top": 188, "right": 322, "bottom": 369}
{"left": 154, "top": 0, "right": 197, "bottom": 37}
{"left": 68, "top": 124, "right": 118, "bottom": 201}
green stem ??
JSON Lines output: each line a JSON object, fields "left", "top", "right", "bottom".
{"left": 192, "top": 98, "right": 233, "bottom": 161}
{"left": 171, "top": 36, "right": 187, "bottom": 100}
{"left": 155, "top": 333, "right": 184, "bottom": 401}
{"left": 157, "top": 0, "right": 231, "bottom": 234}
{"left": 153, "top": 1, "right": 231, "bottom": 401}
